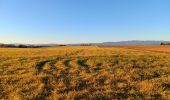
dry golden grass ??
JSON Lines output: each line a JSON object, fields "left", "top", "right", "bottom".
{"left": 0, "top": 46, "right": 170, "bottom": 99}
{"left": 101, "top": 45, "right": 170, "bottom": 53}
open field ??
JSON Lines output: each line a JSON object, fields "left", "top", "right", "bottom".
{"left": 100, "top": 45, "right": 170, "bottom": 53}
{"left": 0, "top": 46, "right": 170, "bottom": 99}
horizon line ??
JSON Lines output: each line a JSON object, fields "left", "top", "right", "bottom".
{"left": 0, "top": 40, "right": 168, "bottom": 45}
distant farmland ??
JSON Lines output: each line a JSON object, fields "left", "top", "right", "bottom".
{"left": 0, "top": 46, "right": 170, "bottom": 99}
{"left": 100, "top": 45, "right": 170, "bottom": 53}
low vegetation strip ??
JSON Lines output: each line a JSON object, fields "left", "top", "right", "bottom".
{"left": 0, "top": 46, "right": 170, "bottom": 99}
{"left": 100, "top": 45, "right": 170, "bottom": 54}
{"left": 0, "top": 43, "right": 48, "bottom": 48}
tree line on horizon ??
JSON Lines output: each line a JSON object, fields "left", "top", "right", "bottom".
{"left": 0, "top": 42, "right": 169, "bottom": 48}
{"left": 160, "top": 42, "right": 170, "bottom": 45}
{"left": 0, "top": 43, "right": 45, "bottom": 48}
{"left": 0, "top": 43, "right": 94, "bottom": 48}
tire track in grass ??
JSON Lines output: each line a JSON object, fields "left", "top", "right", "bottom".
{"left": 52, "top": 59, "right": 73, "bottom": 94}
{"left": 35, "top": 59, "right": 59, "bottom": 100}
{"left": 35, "top": 76, "right": 52, "bottom": 100}
{"left": 68, "top": 59, "right": 81, "bottom": 76}
{"left": 34, "top": 57, "right": 90, "bottom": 99}
{"left": 35, "top": 58, "right": 73, "bottom": 97}
{"left": 63, "top": 59, "right": 72, "bottom": 68}
{"left": 35, "top": 60, "right": 50, "bottom": 75}
{"left": 77, "top": 59, "right": 90, "bottom": 73}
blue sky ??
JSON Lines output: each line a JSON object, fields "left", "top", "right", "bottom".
{"left": 0, "top": 0, "right": 170, "bottom": 44}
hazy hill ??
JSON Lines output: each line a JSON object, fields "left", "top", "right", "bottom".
{"left": 97, "top": 40, "right": 170, "bottom": 46}
{"left": 1, "top": 40, "right": 170, "bottom": 47}
{"left": 68, "top": 40, "right": 170, "bottom": 46}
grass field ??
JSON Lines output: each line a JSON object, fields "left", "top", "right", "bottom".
{"left": 101, "top": 45, "right": 170, "bottom": 53}
{"left": 0, "top": 46, "right": 170, "bottom": 99}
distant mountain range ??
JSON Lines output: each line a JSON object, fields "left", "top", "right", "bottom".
{"left": 67, "top": 40, "right": 170, "bottom": 46}
{"left": 1, "top": 40, "right": 170, "bottom": 46}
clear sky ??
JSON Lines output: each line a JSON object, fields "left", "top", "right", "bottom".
{"left": 0, "top": 0, "right": 170, "bottom": 44}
